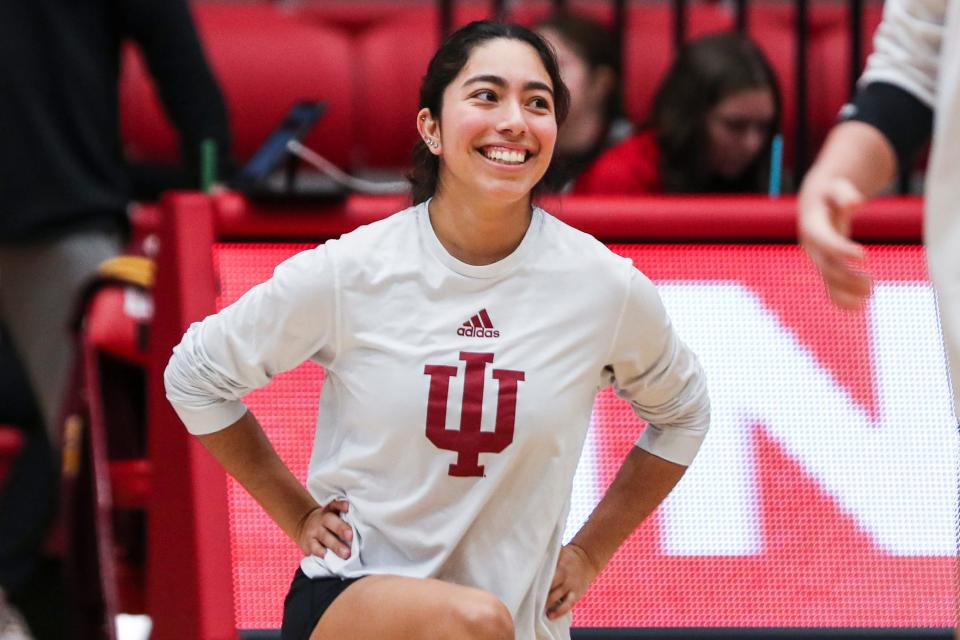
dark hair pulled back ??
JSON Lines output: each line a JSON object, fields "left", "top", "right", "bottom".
{"left": 408, "top": 21, "right": 570, "bottom": 204}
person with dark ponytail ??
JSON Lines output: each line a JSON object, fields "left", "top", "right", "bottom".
{"left": 576, "top": 32, "right": 781, "bottom": 194}
{"left": 165, "top": 20, "right": 709, "bottom": 640}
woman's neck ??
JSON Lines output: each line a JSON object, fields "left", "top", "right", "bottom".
{"left": 427, "top": 190, "right": 533, "bottom": 266}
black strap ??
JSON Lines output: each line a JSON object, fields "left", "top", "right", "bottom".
{"left": 840, "top": 81, "right": 934, "bottom": 173}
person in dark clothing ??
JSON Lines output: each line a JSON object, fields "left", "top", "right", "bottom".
{"left": 0, "top": 0, "right": 231, "bottom": 637}
{"left": 0, "top": 0, "right": 232, "bottom": 242}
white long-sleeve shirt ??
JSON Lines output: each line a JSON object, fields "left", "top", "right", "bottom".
{"left": 165, "top": 203, "right": 710, "bottom": 639}
{"left": 859, "top": 0, "right": 960, "bottom": 413}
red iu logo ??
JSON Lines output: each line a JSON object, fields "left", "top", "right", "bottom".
{"left": 423, "top": 351, "right": 525, "bottom": 477}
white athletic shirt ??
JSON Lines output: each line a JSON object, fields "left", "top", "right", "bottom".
{"left": 164, "top": 203, "right": 710, "bottom": 639}
{"left": 859, "top": 0, "right": 960, "bottom": 413}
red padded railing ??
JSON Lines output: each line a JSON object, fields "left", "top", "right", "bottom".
{"left": 135, "top": 192, "right": 923, "bottom": 243}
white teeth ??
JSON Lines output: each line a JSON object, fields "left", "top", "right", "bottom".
{"left": 483, "top": 148, "right": 526, "bottom": 164}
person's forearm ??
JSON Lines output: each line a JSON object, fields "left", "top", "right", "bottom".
{"left": 569, "top": 446, "right": 686, "bottom": 573}
{"left": 196, "top": 411, "right": 319, "bottom": 543}
{"left": 800, "top": 121, "right": 898, "bottom": 204}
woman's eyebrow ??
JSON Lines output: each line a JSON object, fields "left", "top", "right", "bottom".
{"left": 462, "top": 74, "right": 554, "bottom": 96}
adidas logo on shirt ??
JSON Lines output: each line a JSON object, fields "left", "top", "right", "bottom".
{"left": 457, "top": 308, "right": 500, "bottom": 338}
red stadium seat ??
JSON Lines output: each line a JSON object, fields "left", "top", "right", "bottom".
{"left": 120, "top": 4, "right": 355, "bottom": 169}
{"left": 353, "top": 13, "right": 439, "bottom": 169}
{"left": 296, "top": 0, "right": 429, "bottom": 34}
{"left": 621, "top": 3, "right": 732, "bottom": 127}
{"left": 0, "top": 425, "right": 23, "bottom": 491}
{"left": 85, "top": 286, "right": 150, "bottom": 366}
{"left": 351, "top": 5, "right": 496, "bottom": 168}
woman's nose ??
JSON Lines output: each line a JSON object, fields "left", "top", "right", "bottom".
{"left": 744, "top": 127, "right": 765, "bottom": 157}
{"left": 496, "top": 101, "right": 526, "bottom": 136}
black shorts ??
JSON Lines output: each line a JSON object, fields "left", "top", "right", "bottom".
{"left": 280, "top": 567, "right": 365, "bottom": 640}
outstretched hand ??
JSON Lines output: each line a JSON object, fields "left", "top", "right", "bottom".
{"left": 295, "top": 499, "right": 352, "bottom": 560}
{"left": 545, "top": 543, "right": 599, "bottom": 621}
{"left": 798, "top": 176, "right": 872, "bottom": 309}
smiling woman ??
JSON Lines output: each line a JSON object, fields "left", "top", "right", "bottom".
{"left": 414, "top": 33, "right": 566, "bottom": 265}
{"left": 408, "top": 22, "right": 569, "bottom": 212}
{"left": 163, "top": 20, "right": 710, "bottom": 640}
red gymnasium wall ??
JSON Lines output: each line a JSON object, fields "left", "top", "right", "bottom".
{"left": 120, "top": 2, "right": 884, "bottom": 173}
{"left": 141, "top": 193, "right": 953, "bottom": 634}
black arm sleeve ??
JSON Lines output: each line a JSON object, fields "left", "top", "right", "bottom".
{"left": 840, "top": 81, "right": 933, "bottom": 173}
{"left": 120, "top": 0, "right": 234, "bottom": 185}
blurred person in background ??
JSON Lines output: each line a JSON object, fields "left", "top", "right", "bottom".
{"left": 535, "top": 12, "right": 631, "bottom": 191}
{"left": 575, "top": 31, "right": 781, "bottom": 195}
{"left": 798, "top": 13, "right": 956, "bottom": 634}
{"left": 0, "top": 0, "right": 231, "bottom": 637}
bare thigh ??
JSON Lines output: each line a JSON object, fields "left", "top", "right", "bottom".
{"left": 310, "top": 575, "right": 514, "bottom": 640}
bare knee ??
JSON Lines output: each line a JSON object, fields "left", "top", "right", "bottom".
{"left": 449, "top": 590, "right": 514, "bottom": 640}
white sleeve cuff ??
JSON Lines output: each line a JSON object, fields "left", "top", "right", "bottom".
{"left": 170, "top": 399, "right": 249, "bottom": 435}
{"left": 635, "top": 424, "right": 705, "bottom": 466}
